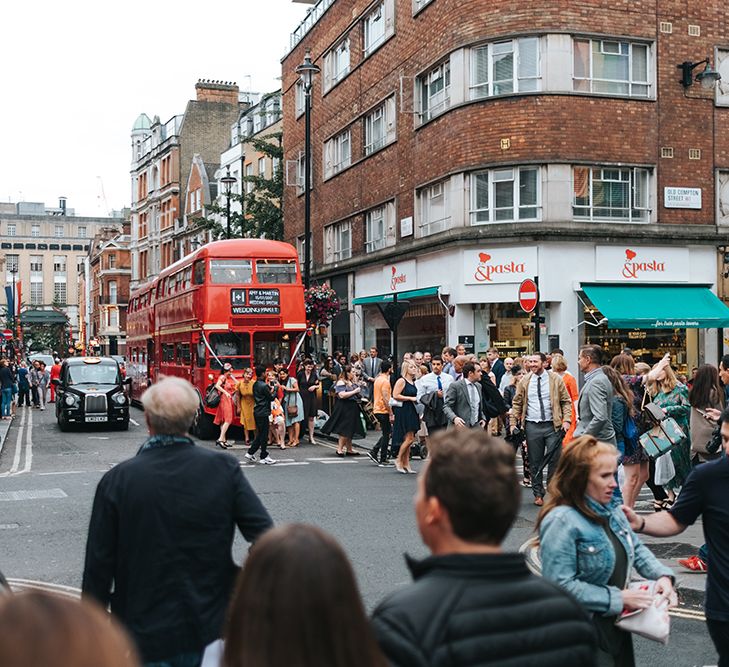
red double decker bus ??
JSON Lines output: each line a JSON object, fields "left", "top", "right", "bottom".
{"left": 126, "top": 239, "right": 307, "bottom": 438}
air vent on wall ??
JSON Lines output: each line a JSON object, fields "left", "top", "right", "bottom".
{"left": 661, "top": 147, "right": 674, "bottom": 158}
{"left": 659, "top": 22, "right": 673, "bottom": 34}
{"left": 688, "top": 25, "right": 700, "bottom": 36}
{"left": 689, "top": 148, "right": 702, "bottom": 160}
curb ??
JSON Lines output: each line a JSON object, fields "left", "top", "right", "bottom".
{"left": 0, "top": 416, "right": 12, "bottom": 458}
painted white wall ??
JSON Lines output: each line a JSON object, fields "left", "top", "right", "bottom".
{"left": 545, "top": 34, "right": 574, "bottom": 91}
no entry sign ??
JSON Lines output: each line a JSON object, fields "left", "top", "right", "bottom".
{"left": 518, "top": 279, "right": 539, "bottom": 313}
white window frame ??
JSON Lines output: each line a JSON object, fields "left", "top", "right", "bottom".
{"left": 295, "top": 81, "right": 305, "bottom": 118}
{"left": 364, "top": 96, "right": 397, "bottom": 156}
{"left": 324, "top": 129, "right": 352, "bottom": 179}
{"left": 470, "top": 167, "right": 541, "bottom": 224}
{"left": 245, "top": 163, "right": 254, "bottom": 194}
{"left": 30, "top": 281, "right": 43, "bottom": 305}
{"left": 53, "top": 281, "right": 67, "bottom": 305}
{"left": 258, "top": 157, "right": 266, "bottom": 176}
{"left": 5, "top": 254, "right": 19, "bottom": 273}
{"left": 365, "top": 202, "right": 396, "bottom": 252}
{"left": 573, "top": 38, "right": 651, "bottom": 98}
{"left": 324, "top": 221, "right": 352, "bottom": 263}
{"left": 718, "top": 170, "right": 729, "bottom": 226}
{"left": 413, "top": 0, "right": 434, "bottom": 13}
{"left": 78, "top": 226, "right": 87, "bottom": 238}
{"left": 419, "top": 61, "right": 450, "bottom": 122}
{"left": 7, "top": 223, "right": 15, "bottom": 237}
{"left": 418, "top": 180, "right": 451, "bottom": 236}
{"left": 363, "top": 0, "right": 394, "bottom": 57}
{"left": 572, "top": 166, "right": 651, "bottom": 223}
{"left": 469, "top": 37, "right": 541, "bottom": 99}
{"left": 324, "top": 38, "right": 351, "bottom": 91}
{"left": 31, "top": 224, "right": 40, "bottom": 238}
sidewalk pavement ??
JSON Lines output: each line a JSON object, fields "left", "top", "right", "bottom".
{"left": 0, "top": 414, "right": 12, "bottom": 457}
{"left": 330, "top": 425, "right": 708, "bottom": 610}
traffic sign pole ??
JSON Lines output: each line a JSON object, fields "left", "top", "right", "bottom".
{"left": 533, "top": 277, "right": 540, "bottom": 352}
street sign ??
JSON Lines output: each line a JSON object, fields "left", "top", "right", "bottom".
{"left": 1, "top": 329, "right": 12, "bottom": 340}
{"left": 377, "top": 301, "right": 410, "bottom": 332}
{"left": 518, "top": 279, "right": 539, "bottom": 313}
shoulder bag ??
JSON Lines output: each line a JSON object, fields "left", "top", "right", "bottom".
{"left": 205, "top": 384, "right": 221, "bottom": 408}
{"left": 286, "top": 380, "right": 299, "bottom": 417}
{"left": 638, "top": 391, "right": 685, "bottom": 459}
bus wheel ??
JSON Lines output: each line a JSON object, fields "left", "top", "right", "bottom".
{"left": 193, "top": 408, "right": 217, "bottom": 440}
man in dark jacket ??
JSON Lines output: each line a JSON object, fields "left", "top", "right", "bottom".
{"left": 82, "top": 377, "right": 273, "bottom": 666}
{"left": 245, "top": 364, "right": 278, "bottom": 464}
{"left": 371, "top": 429, "right": 596, "bottom": 667}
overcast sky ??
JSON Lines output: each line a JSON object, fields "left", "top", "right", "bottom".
{"left": 1, "top": 0, "right": 310, "bottom": 217}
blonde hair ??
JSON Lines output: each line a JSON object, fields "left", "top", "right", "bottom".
{"left": 647, "top": 362, "right": 678, "bottom": 395}
{"left": 141, "top": 376, "right": 199, "bottom": 435}
{"left": 550, "top": 354, "right": 568, "bottom": 373}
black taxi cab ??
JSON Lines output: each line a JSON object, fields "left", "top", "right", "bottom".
{"left": 53, "top": 356, "right": 131, "bottom": 431}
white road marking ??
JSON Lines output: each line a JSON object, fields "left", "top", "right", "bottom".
{"left": 20, "top": 407, "right": 33, "bottom": 475}
{"left": 129, "top": 418, "right": 140, "bottom": 426}
{"left": 8, "top": 408, "right": 26, "bottom": 475}
{"left": 319, "top": 459, "right": 359, "bottom": 464}
{"left": 0, "top": 488, "right": 67, "bottom": 501}
{"left": 88, "top": 436, "right": 110, "bottom": 440}
{"left": 38, "top": 470, "right": 89, "bottom": 476}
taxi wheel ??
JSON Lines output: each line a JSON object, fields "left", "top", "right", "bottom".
{"left": 57, "top": 415, "right": 70, "bottom": 432}
{"left": 193, "top": 409, "right": 217, "bottom": 440}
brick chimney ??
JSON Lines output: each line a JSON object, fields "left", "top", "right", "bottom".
{"left": 195, "top": 79, "right": 239, "bottom": 103}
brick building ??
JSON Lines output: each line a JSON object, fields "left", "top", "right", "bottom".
{"left": 282, "top": 0, "right": 729, "bottom": 369}
{"left": 129, "top": 80, "right": 246, "bottom": 287}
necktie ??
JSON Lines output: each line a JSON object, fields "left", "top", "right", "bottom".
{"left": 437, "top": 375, "right": 442, "bottom": 391}
{"left": 537, "top": 375, "right": 546, "bottom": 421}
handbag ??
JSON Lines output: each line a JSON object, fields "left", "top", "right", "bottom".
{"left": 615, "top": 581, "right": 671, "bottom": 645}
{"left": 707, "top": 424, "right": 723, "bottom": 455}
{"left": 639, "top": 418, "right": 684, "bottom": 459}
{"left": 641, "top": 390, "right": 666, "bottom": 425}
{"left": 205, "top": 385, "right": 221, "bottom": 408}
{"left": 285, "top": 380, "right": 299, "bottom": 417}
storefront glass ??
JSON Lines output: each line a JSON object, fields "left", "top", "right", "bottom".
{"left": 488, "top": 303, "right": 533, "bottom": 356}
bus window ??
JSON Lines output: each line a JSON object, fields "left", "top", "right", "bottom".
{"left": 162, "top": 344, "right": 175, "bottom": 362}
{"left": 209, "top": 332, "right": 251, "bottom": 370}
{"left": 193, "top": 260, "right": 205, "bottom": 285}
{"left": 210, "top": 259, "right": 253, "bottom": 284}
{"left": 178, "top": 343, "right": 191, "bottom": 364}
{"left": 255, "top": 259, "right": 297, "bottom": 284}
{"left": 197, "top": 340, "right": 206, "bottom": 367}
{"left": 253, "top": 332, "right": 291, "bottom": 367}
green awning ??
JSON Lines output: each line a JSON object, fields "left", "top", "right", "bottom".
{"left": 352, "top": 286, "right": 439, "bottom": 306}
{"left": 582, "top": 285, "right": 729, "bottom": 329}
{"left": 20, "top": 309, "right": 68, "bottom": 325}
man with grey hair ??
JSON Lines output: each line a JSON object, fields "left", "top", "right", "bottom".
{"left": 82, "top": 377, "right": 273, "bottom": 666}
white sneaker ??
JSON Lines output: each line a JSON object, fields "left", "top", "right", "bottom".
{"left": 244, "top": 453, "right": 258, "bottom": 463}
{"left": 259, "top": 455, "right": 277, "bottom": 465}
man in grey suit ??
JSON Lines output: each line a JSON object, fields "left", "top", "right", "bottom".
{"left": 574, "top": 344, "right": 616, "bottom": 445}
{"left": 361, "top": 346, "right": 382, "bottom": 401}
{"left": 443, "top": 361, "right": 487, "bottom": 429}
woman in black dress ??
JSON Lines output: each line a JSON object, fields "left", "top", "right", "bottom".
{"left": 297, "top": 358, "right": 320, "bottom": 444}
{"left": 391, "top": 360, "right": 420, "bottom": 474}
{"left": 321, "top": 366, "right": 364, "bottom": 456}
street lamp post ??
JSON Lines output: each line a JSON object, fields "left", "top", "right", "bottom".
{"left": 221, "top": 166, "right": 237, "bottom": 240}
{"left": 9, "top": 265, "right": 18, "bottom": 337}
{"left": 295, "top": 49, "right": 321, "bottom": 292}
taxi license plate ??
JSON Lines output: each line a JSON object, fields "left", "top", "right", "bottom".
{"left": 86, "top": 416, "right": 108, "bottom": 423}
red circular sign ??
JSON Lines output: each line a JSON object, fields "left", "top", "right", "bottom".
{"left": 518, "top": 279, "right": 539, "bottom": 313}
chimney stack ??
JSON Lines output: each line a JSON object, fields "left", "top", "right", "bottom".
{"left": 195, "top": 79, "right": 239, "bottom": 103}
{"left": 59, "top": 196, "right": 67, "bottom": 216}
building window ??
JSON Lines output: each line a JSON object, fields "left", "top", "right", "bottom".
{"left": 413, "top": 0, "right": 433, "bottom": 11}
{"left": 364, "top": 96, "right": 397, "bottom": 155}
{"left": 108, "top": 254, "right": 116, "bottom": 269}
{"left": 418, "top": 180, "right": 451, "bottom": 236}
{"left": 78, "top": 226, "right": 87, "bottom": 238}
{"left": 5, "top": 254, "right": 19, "bottom": 273}
{"left": 363, "top": 0, "right": 394, "bottom": 57}
{"left": 470, "top": 167, "right": 540, "bottom": 224}
{"left": 30, "top": 282, "right": 43, "bottom": 305}
{"left": 573, "top": 166, "right": 650, "bottom": 222}
{"left": 53, "top": 255, "right": 66, "bottom": 275}
{"left": 717, "top": 49, "right": 729, "bottom": 106}
{"left": 365, "top": 202, "right": 396, "bottom": 252}
{"left": 324, "top": 129, "right": 352, "bottom": 179}
{"left": 470, "top": 37, "right": 540, "bottom": 99}
{"left": 30, "top": 255, "right": 43, "bottom": 272}
{"left": 295, "top": 80, "right": 305, "bottom": 117}
{"left": 258, "top": 157, "right": 266, "bottom": 176}
{"left": 55, "top": 224, "right": 64, "bottom": 238}
{"left": 296, "top": 235, "right": 311, "bottom": 272}
{"left": 324, "top": 38, "right": 351, "bottom": 90}
{"left": 573, "top": 38, "right": 650, "bottom": 97}
{"left": 245, "top": 163, "right": 254, "bottom": 194}
{"left": 31, "top": 224, "right": 40, "bottom": 238}
{"left": 108, "top": 280, "right": 118, "bottom": 305}
{"left": 109, "top": 308, "right": 119, "bottom": 328}
{"left": 419, "top": 61, "right": 450, "bottom": 122}
{"left": 53, "top": 282, "right": 67, "bottom": 305}
{"left": 324, "top": 221, "right": 352, "bottom": 263}
{"left": 7, "top": 223, "right": 15, "bottom": 237}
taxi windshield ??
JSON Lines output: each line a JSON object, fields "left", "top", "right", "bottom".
{"left": 68, "top": 363, "right": 120, "bottom": 385}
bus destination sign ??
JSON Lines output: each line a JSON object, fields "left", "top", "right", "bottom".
{"left": 231, "top": 288, "right": 281, "bottom": 315}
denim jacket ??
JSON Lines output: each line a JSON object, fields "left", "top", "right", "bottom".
{"left": 539, "top": 497, "right": 673, "bottom": 616}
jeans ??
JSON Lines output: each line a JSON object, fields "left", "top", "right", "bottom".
{"left": 524, "top": 421, "right": 563, "bottom": 498}
{"left": 144, "top": 651, "right": 203, "bottom": 667}
{"left": 248, "top": 414, "right": 270, "bottom": 458}
{"left": 17, "top": 386, "right": 30, "bottom": 407}
{"left": 1, "top": 388, "right": 11, "bottom": 417}
{"left": 31, "top": 385, "right": 39, "bottom": 407}
{"left": 372, "top": 413, "right": 391, "bottom": 463}
{"left": 707, "top": 619, "right": 729, "bottom": 667}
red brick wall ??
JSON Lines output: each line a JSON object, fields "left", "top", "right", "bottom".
{"left": 282, "top": 0, "right": 729, "bottom": 265}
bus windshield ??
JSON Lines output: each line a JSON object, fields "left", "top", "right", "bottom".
{"left": 254, "top": 333, "right": 291, "bottom": 367}
{"left": 210, "top": 260, "right": 253, "bottom": 284}
{"left": 209, "top": 332, "right": 251, "bottom": 370}
{"left": 255, "top": 259, "right": 297, "bottom": 284}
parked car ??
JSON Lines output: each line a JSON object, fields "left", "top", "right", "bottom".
{"left": 28, "top": 353, "right": 55, "bottom": 368}
{"left": 52, "top": 357, "right": 131, "bottom": 431}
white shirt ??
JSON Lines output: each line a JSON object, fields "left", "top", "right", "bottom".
{"left": 465, "top": 378, "right": 481, "bottom": 426}
{"left": 526, "top": 371, "right": 553, "bottom": 423}
{"left": 417, "top": 371, "right": 454, "bottom": 399}
{"left": 499, "top": 371, "right": 513, "bottom": 395}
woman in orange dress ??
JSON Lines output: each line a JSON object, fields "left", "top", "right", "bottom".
{"left": 551, "top": 355, "right": 578, "bottom": 445}
{"left": 214, "top": 363, "right": 237, "bottom": 449}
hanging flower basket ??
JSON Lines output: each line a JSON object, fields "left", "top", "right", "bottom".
{"left": 305, "top": 284, "right": 340, "bottom": 327}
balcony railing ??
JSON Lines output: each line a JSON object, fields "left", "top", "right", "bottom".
{"left": 289, "top": 0, "right": 336, "bottom": 53}
{"left": 98, "top": 296, "right": 129, "bottom": 306}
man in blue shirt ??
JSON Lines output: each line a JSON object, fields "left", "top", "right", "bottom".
{"left": 623, "top": 407, "right": 729, "bottom": 664}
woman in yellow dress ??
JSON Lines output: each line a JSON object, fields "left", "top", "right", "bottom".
{"left": 235, "top": 367, "right": 256, "bottom": 447}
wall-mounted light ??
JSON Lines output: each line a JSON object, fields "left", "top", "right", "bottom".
{"left": 678, "top": 57, "right": 722, "bottom": 89}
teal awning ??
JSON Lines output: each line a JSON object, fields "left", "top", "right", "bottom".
{"left": 352, "top": 286, "right": 439, "bottom": 306}
{"left": 582, "top": 285, "right": 729, "bottom": 329}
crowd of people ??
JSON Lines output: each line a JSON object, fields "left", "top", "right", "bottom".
{"left": 0, "top": 356, "right": 62, "bottom": 417}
